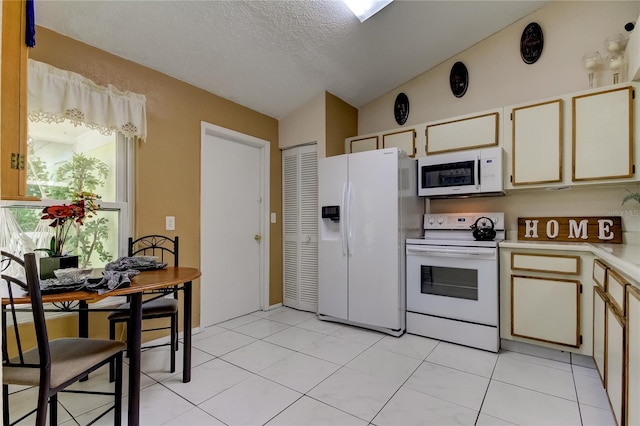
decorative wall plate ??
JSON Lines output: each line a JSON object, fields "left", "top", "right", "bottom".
{"left": 449, "top": 61, "right": 468, "bottom": 98}
{"left": 520, "top": 22, "right": 544, "bottom": 64}
{"left": 394, "top": 93, "right": 409, "bottom": 125}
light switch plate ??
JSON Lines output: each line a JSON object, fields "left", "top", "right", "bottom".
{"left": 165, "top": 216, "right": 175, "bottom": 231}
{"left": 271, "top": 212, "right": 277, "bottom": 224}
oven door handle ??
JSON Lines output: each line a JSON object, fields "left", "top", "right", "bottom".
{"left": 406, "top": 246, "right": 496, "bottom": 257}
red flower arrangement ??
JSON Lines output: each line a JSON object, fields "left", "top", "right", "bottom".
{"left": 39, "top": 192, "right": 100, "bottom": 256}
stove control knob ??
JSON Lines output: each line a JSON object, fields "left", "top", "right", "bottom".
{"left": 437, "top": 217, "right": 445, "bottom": 225}
{"left": 427, "top": 217, "right": 436, "bottom": 225}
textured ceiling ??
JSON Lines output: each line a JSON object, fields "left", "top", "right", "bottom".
{"left": 35, "top": 0, "right": 547, "bottom": 119}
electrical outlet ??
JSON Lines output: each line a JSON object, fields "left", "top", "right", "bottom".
{"left": 165, "top": 216, "right": 175, "bottom": 231}
{"left": 271, "top": 212, "right": 277, "bottom": 223}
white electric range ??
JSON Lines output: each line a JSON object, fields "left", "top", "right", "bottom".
{"left": 405, "top": 212, "right": 505, "bottom": 352}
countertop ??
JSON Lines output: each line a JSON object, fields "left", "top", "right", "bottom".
{"left": 500, "top": 239, "right": 640, "bottom": 283}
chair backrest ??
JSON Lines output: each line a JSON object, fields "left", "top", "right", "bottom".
{"left": 128, "top": 235, "right": 179, "bottom": 267}
{"left": 1, "top": 252, "right": 51, "bottom": 387}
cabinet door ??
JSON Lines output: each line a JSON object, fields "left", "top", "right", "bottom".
{"left": 593, "top": 259, "right": 608, "bottom": 290}
{"left": 627, "top": 286, "right": 640, "bottom": 426}
{"left": 606, "top": 302, "right": 625, "bottom": 426}
{"left": 426, "top": 111, "right": 498, "bottom": 154}
{"left": 593, "top": 286, "right": 607, "bottom": 385}
{"left": 510, "top": 100, "right": 563, "bottom": 186}
{"left": 348, "top": 136, "right": 378, "bottom": 153}
{"left": 572, "top": 86, "right": 634, "bottom": 181}
{"left": 607, "top": 269, "right": 629, "bottom": 315}
{"left": 511, "top": 275, "right": 580, "bottom": 347}
{"left": 1, "top": 0, "right": 29, "bottom": 200}
{"left": 382, "top": 129, "right": 415, "bottom": 157}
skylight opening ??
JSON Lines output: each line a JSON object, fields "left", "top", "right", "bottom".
{"left": 343, "top": 0, "right": 394, "bottom": 23}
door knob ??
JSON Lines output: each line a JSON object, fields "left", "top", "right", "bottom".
{"left": 254, "top": 234, "right": 262, "bottom": 242}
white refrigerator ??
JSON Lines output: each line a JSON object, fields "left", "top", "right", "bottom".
{"left": 318, "top": 148, "right": 423, "bottom": 336}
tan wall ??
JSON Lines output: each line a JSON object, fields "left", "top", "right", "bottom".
{"left": 325, "top": 92, "right": 358, "bottom": 157}
{"left": 279, "top": 93, "right": 325, "bottom": 152}
{"left": 30, "top": 27, "right": 282, "bottom": 335}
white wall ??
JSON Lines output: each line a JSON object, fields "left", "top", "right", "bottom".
{"left": 279, "top": 93, "right": 325, "bottom": 154}
{"left": 357, "top": 1, "right": 640, "bottom": 240}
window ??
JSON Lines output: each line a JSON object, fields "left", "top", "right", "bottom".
{"left": 1, "top": 118, "right": 133, "bottom": 268}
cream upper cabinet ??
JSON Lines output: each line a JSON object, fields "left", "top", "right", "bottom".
{"left": 500, "top": 247, "right": 594, "bottom": 355}
{"left": 627, "top": 285, "right": 640, "bottom": 426}
{"left": 382, "top": 129, "right": 416, "bottom": 157}
{"left": 345, "top": 125, "right": 424, "bottom": 157}
{"left": 504, "top": 99, "right": 563, "bottom": 188}
{"left": 573, "top": 86, "right": 634, "bottom": 182}
{"left": 425, "top": 110, "right": 499, "bottom": 155}
{"left": 502, "top": 83, "right": 638, "bottom": 191}
{"left": 347, "top": 135, "right": 378, "bottom": 154}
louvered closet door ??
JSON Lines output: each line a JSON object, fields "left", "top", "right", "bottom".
{"left": 282, "top": 145, "right": 318, "bottom": 312}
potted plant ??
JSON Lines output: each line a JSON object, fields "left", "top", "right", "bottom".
{"left": 38, "top": 191, "right": 100, "bottom": 279}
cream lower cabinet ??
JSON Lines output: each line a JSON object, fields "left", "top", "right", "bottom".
{"left": 511, "top": 275, "right": 580, "bottom": 347}
{"left": 500, "top": 248, "right": 594, "bottom": 355}
{"left": 606, "top": 302, "right": 625, "bottom": 426}
{"left": 593, "top": 286, "right": 607, "bottom": 385}
{"left": 626, "top": 286, "right": 640, "bottom": 426}
{"left": 593, "top": 257, "right": 638, "bottom": 426}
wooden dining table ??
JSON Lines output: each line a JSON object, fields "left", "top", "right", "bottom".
{"left": 5, "top": 266, "right": 201, "bottom": 426}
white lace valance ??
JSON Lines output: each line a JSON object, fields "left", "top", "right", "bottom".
{"left": 28, "top": 59, "right": 147, "bottom": 140}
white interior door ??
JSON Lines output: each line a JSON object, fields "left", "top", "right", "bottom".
{"left": 201, "top": 123, "right": 268, "bottom": 327}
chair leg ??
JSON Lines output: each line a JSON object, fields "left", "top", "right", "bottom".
{"left": 114, "top": 352, "right": 123, "bottom": 426}
{"left": 36, "top": 389, "right": 50, "bottom": 426}
{"left": 174, "top": 313, "right": 179, "bottom": 352}
{"left": 170, "top": 313, "right": 177, "bottom": 373}
{"left": 3, "top": 384, "right": 9, "bottom": 426}
{"left": 109, "top": 319, "right": 117, "bottom": 383}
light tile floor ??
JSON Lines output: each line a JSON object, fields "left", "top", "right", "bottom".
{"left": 6, "top": 306, "right": 615, "bottom": 425}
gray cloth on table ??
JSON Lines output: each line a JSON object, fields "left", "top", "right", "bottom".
{"left": 105, "top": 256, "right": 166, "bottom": 272}
{"left": 85, "top": 269, "right": 140, "bottom": 295}
{"left": 40, "top": 269, "right": 140, "bottom": 295}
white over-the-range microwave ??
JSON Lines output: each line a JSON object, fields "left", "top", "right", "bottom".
{"left": 418, "top": 147, "right": 504, "bottom": 197}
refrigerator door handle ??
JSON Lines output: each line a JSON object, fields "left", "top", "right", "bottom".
{"left": 346, "top": 182, "right": 353, "bottom": 257}
{"left": 340, "top": 183, "right": 348, "bottom": 256}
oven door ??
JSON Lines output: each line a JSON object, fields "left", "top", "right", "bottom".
{"left": 406, "top": 245, "right": 498, "bottom": 326}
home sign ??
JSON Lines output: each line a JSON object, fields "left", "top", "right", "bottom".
{"left": 517, "top": 216, "right": 623, "bottom": 244}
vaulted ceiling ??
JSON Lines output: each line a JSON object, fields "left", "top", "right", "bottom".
{"left": 35, "top": 1, "right": 547, "bottom": 119}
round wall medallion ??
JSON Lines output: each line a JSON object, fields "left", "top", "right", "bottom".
{"left": 394, "top": 93, "right": 409, "bottom": 125}
{"left": 520, "top": 22, "right": 544, "bottom": 64}
{"left": 449, "top": 61, "right": 468, "bottom": 98}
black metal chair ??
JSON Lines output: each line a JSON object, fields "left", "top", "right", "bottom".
{"left": 108, "top": 235, "right": 179, "bottom": 381}
{"left": 1, "top": 251, "right": 125, "bottom": 426}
